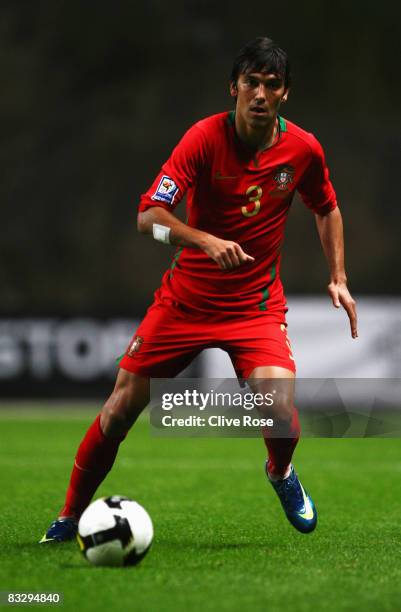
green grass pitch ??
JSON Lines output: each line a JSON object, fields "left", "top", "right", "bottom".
{"left": 0, "top": 406, "right": 400, "bottom": 612}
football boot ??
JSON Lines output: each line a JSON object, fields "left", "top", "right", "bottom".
{"left": 267, "top": 463, "right": 317, "bottom": 533}
{"left": 39, "top": 517, "right": 78, "bottom": 543}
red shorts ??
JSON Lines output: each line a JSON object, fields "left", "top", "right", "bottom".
{"left": 119, "top": 295, "right": 296, "bottom": 379}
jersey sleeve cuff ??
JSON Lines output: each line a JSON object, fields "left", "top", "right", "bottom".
{"left": 138, "top": 198, "right": 173, "bottom": 213}
{"left": 313, "top": 199, "right": 337, "bottom": 216}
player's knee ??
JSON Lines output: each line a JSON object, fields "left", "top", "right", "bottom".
{"left": 259, "top": 392, "right": 294, "bottom": 424}
{"left": 101, "top": 403, "right": 132, "bottom": 437}
{"left": 255, "top": 380, "right": 294, "bottom": 422}
{"left": 101, "top": 373, "right": 149, "bottom": 437}
{"left": 272, "top": 395, "right": 294, "bottom": 423}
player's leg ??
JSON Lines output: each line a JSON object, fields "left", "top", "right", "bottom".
{"left": 248, "top": 365, "right": 317, "bottom": 533}
{"left": 61, "top": 368, "right": 149, "bottom": 518}
{"left": 247, "top": 365, "right": 298, "bottom": 478}
{"left": 40, "top": 369, "right": 148, "bottom": 542}
{"left": 41, "top": 296, "right": 207, "bottom": 542}
{"left": 227, "top": 316, "right": 317, "bottom": 533}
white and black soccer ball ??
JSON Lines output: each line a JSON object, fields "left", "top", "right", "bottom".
{"left": 77, "top": 496, "right": 153, "bottom": 567}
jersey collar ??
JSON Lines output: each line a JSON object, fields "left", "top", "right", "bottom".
{"left": 227, "top": 111, "right": 286, "bottom": 147}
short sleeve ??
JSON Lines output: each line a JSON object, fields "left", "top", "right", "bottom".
{"left": 297, "top": 136, "right": 337, "bottom": 216}
{"left": 138, "top": 124, "right": 209, "bottom": 213}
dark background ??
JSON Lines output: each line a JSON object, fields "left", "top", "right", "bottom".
{"left": 2, "top": 0, "right": 400, "bottom": 316}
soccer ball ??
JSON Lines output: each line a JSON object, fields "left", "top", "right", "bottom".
{"left": 77, "top": 496, "right": 153, "bottom": 567}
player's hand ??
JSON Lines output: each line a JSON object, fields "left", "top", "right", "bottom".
{"left": 327, "top": 280, "right": 358, "bottom": 339}
{"left": 202, "top": 235, "right": 255, "bottom": 270}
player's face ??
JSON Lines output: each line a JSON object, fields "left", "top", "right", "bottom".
{"left": 230, "top": 71, "right": 289, "bottom": 128}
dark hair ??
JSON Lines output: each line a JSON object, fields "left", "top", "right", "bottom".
{"left": 230, "top": 37, "right": 291, "bottom": 88}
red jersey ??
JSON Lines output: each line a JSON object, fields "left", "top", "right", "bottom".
{"left": 139, "top": 112, "right": 337, "bottom": 314}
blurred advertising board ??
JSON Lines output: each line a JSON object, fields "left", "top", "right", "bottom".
{"left": 0, "top": 298, "right": 400, "bottom": 399}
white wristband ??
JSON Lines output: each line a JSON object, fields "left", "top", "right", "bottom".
{"left": 152, "top": 223, "right": 171, "bottom": 244}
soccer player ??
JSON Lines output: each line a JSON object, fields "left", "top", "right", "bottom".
{"left": 41, "top": 37, "right": 357, "bottom": 542}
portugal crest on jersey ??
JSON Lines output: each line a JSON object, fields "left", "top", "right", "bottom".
{"left": 127, "top": 336, "right": 144, "bottom": 356}
{"left": 273, "top": 165, "right": 295, "bottom": 190}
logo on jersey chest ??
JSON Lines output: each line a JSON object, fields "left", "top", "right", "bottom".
{"left": 269, "top": 164, "right": 295, "bottom": 198}
{"left": 274, "top": 165, "right": 294, "bottom": 189}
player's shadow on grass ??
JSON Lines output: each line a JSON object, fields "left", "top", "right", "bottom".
{"left": 17, "top": 542, "right": 74, "bottom": 551}
{"left": 17, "top": 542, "right": 80, "bottom": 558}
{"left": 60, "top": 563, "right": 106, "bottom": 569}
{"left": 159, "top": 540, "right": 268, "bottom": 551}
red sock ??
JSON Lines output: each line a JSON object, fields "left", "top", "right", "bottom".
{"left": 263, "top": 409, "right": 300, "bottom": 478}
{"left": 59, "top": 414, "right": 125, "bottom": 519}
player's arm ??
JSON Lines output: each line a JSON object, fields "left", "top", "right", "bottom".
{"left": 137, "top": 206, "right": 254, "bottom": 271}
{"left": 137, "top": 123, "right": 254, "bottom": 271}
{"left": 315, "top": 206, "right": 358, "bottom": 339}
{"left": 297, "top": 136, "right": 357, "bottom": 338}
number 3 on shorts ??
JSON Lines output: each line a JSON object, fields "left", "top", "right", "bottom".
{"left": 241, "top": 185, "right": 262, "bottom": 218}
